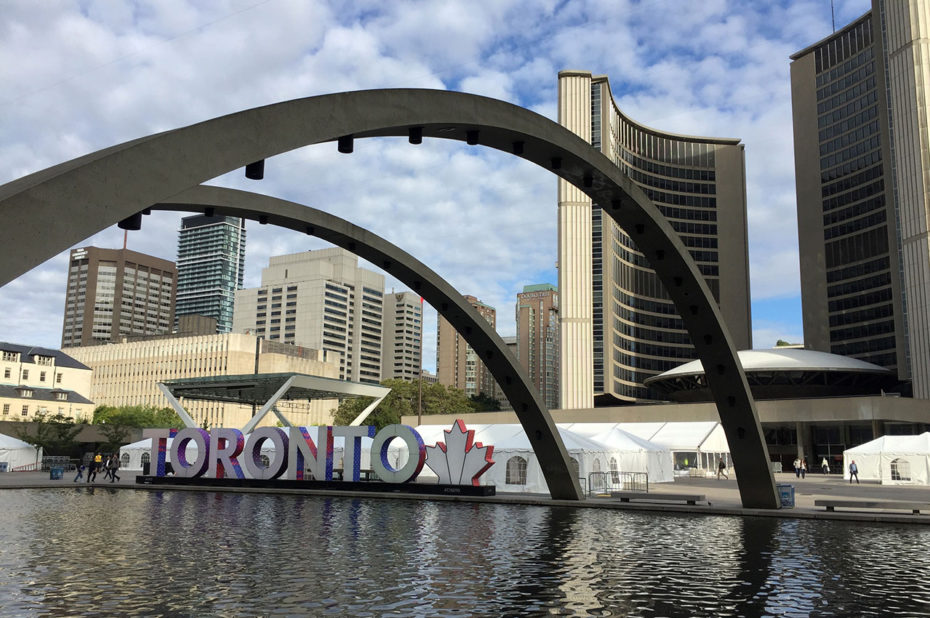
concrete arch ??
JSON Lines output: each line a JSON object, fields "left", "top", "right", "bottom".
{"left": 0, "top": 89, "right": 778, "bottom": 508}
{"left": 155, "top": 184, "right": 582, "bottom": 499}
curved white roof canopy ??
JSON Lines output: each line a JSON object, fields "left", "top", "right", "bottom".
{"left": 652, "top": 348, "right": 893, "bottom": 379}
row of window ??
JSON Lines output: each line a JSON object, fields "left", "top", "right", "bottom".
{"left": 823, "top": 208, "right": 886, "bottom": 241}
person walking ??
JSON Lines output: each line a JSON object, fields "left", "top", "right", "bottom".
{"left": 716, "top": 457, "right": 729, "bottom": 480}
{"left": 849, "top": 460, "right": 860, "bottom": 484}
{"left": 73, "top": 462, "right": 84, "bottom": 482}
{"left": 86, "top": 457, "right": 97, "bottom": 483}
{"left": 102, "top": 455, "right": 112, "bottom": 481}
{"left": 801, "top": 458, "right": 808, "bottom": 479}
{"left": 793, "top": 457, "right": 801, "bottom": 478}
{"left": 821, "top": 457, "right": 830, "bottom": 475}
{"left": 110, "top": 454, "right": 120, "bottom": 483}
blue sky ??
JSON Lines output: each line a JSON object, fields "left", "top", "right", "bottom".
{"left": 0, "top": 0, "right": 872, "bottom": 371}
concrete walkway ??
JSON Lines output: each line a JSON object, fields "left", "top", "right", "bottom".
{"left": 3, "top": 469, "right": 930, "bottom": 525}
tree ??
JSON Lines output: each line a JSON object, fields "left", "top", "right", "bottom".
{"left": 15, "top": 411, "right": 83, "bottom": 457}
{"left": 331, "top": 379, "right": 475, "bottom": 430}
{"left": 469, "top": 392, "right": 501, "bottom": 412}
{"left": 92, "top": 405, "right": 185, "bottom": 453}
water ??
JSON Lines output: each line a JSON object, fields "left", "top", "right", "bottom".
{"left": 1, "top": 489, "right": 930, "bottom": 616}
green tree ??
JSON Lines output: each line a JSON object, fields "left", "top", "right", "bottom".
{"left": 775, "top": 339, "right": 799, "bottom": 347}
{"left": 331, "top": 379, "right": 474, "bottom": 430}
{"left": 92, "top": 405, "right": 185, "bottom": 452}
{"left": 15, "top": 411, "right": 83, "bottom": 456}
{"left": 469, "top": 392, "right": 501, "bottom": 412}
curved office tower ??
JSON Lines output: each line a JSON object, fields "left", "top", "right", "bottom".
{"left": 790, "top": 2, "right": 930, "bottom": 399}
{"left": 558, "top": 71, "right": 752, "bottom": 407}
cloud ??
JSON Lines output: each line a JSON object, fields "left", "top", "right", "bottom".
{"left": 0, "top": 0, "right": 874, "bottom": 374}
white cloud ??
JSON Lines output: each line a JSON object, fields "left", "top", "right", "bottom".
{"left": 0, "top": 0, "right": 875, "bottom": 373}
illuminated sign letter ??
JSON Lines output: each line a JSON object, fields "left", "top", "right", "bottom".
{"left": 333, "top": 425, "right": 376, "bottom": 481}
{"left": 243, "top": 427, "right": 289, "bottom": 479}
{"left": 370, "top": 424, "right": 425, "bottom": 483}
{"left": 143, "top": 428, "right": 174, "bottom": 477}
{"left": 171, "top": 428, "right": 210, "bottom": 478}
{"left": 209, "top": 428, "right": 245, "bottom": 479}
{"left": 287, "top": 426, "right": 333, "bottom": 480}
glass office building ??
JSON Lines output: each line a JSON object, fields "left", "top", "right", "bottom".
{"left": 558, "top": 71, "right": 752, "bottom": 407}
{"left": 175, "top": 215, "right": 246, "bottom": 334}
{"left": 790, "top": 2, "right": 930, "bottom": 398}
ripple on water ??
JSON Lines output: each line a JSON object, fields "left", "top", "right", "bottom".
{"left": 1, "top": 490, "right": 930, "bottom": 616}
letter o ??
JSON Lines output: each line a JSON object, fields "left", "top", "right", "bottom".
{"left": 170, "top": 428, "right": 210, "bottom": 477}
{"left": 370, "top": 425, "right": 425, "bottom": 483}
{"left": 243, "top": 427, "right": 289, "bottom": 479}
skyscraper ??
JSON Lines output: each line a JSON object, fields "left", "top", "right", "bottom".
{"left": 232, "top": 248, "right": 384, "bottom": 384}
{"left": 175, "top": 215, "right": 246, "bottom": 333}
{"left": 791, "top": 1, "right": 930, "bottom": 398}
{"left": 61, "top": 246, "right": 176, "bottom": 347}
{"left": 436, "top": 294, "right": 498, "bottom": 398}
{"left": 558, "top": 71, "right": 753, "bottom": 408}
{"left": 381, "top": 291, "right": 423, "bottom": 382}
{"left": 516, "top": 284, "right": 559, "bottom": 410}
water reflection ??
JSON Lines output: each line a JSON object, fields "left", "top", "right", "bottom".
{"left": 1, "top": 489, "right": 930, "bottom": 616}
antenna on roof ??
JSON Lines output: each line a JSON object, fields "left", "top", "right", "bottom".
{"left": 831, "top": 0, "right": 836, "bottom": 33}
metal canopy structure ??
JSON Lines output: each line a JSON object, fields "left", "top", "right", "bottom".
{"left": 158, "top": 372, "right": 391, "bottom": 433}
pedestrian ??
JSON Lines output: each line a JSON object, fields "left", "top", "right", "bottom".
{"left": 103, "top": 455, "right": 112, "bottom": 481}
{"left": 110, "top": 454, "right": 120, "bottom": 483}
{"left": 73, "top": 462, "right": 84, "bottom": 482}
{"left": 821, "top": 457, "right": 830, "bottom": 475}
{"left": 801, "top": 458, "right": 807, "bottom": 479}
{"left": 849, "top": 460, "right": 859, "bottom": 484}
{"left": 86, "top": 458, "right": 97, "bottom": 483}
{"left": 793, "top": 457, "right": 801, "bottom": 478}
{"left": 716, "top": 457, "right": 729, "bottom": 480}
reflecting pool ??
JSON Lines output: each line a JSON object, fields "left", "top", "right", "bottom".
{"left": 1, "top": 489, "right": 929, "bottom": 616}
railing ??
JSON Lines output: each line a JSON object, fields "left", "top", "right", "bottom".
{"left": 587, "top": 471, "right": 649, "bottom": 496}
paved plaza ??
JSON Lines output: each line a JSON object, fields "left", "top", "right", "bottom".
{"left": 3, "top": 469, "right": 929, "bottom": 525}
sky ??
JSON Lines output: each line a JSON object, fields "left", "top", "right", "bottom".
{"left": 0, "top": 0, "right": 872, "bottom": 372}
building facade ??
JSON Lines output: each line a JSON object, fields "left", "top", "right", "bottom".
{"left": 0, "top": 342, "right": 94, "bottom": 422}
{"left": 381, "top": 291, "right": 423, "bottom": 382}
{"left": 175, "top": 215, "right": 246, "bottom": 334}
{"left": 65, "top": 333, "right": 340, "bottom": 428}
{"left": 558, "top": 71, "right": 753, "bottom": 408}
{"left": 61, "top": 246, "right": 176, "bottom": 348}
{"left": 436, "top": 295, "right": 498, "bottom": 398}
{"left": 232, "top": 248, "right": 384, "bottom": 384}
{"left": 791, "top": 1, "right": 930, "bottom": 398}
{"left": 515, "top": 284, "right": 560, "bottom": 410}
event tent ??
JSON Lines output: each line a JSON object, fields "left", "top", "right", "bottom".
{"left": 616, "top": 421, "right": 731, "bottom": 473}
{"left": 0, "top": 432, "right": 42, "bottom": 472}
{"left": 843, "top": 433, "right": 930, "bottom": 485}
{"left": 406, "top": 423, "right": 657, "bottom": 494}
{"left": 558, "top": 423, "right": 674, "bottom": 483}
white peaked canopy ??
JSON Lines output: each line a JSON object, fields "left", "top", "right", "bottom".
{"left": 401, "top": 423, "right": 658, "bottom": 494}
{"left": 0, "top": 433, "right": 42, "bottom": 471}
{"left": 843, "top": 433, "right": 930, "bottom": 485}
{"left": 560, "top": 423, "right": 674, "bottom": 483}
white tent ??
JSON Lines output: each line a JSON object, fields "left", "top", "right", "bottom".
{"left": 843, "top": 433, "right": 930, "bottom": 485}
{"left": 0, "top": 433, "right": 42, "bottom": 472}
{"left": 558, "top": 423, "right": 674, "bottom": 483}
{"left": 401, "top": 423, "right": 632, "bottom": 494}
{"left": 617, "top": 421, "right": 731, "bottom": 474}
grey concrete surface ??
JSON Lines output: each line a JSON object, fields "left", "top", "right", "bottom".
{"left": 3, "top": 470, "right": 928, "bottom": 525}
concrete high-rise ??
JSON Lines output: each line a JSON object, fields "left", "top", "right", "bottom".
{"left": 436, "top": 295, "right": 498, "bottom": 398}
{"left": 791, "top": 1, "right": 930, "bottom": 398}
{"left": 381, "top": 291, "right": 423, "bottom": 382}
{"left": 516, "top": 284, "right": 559, "bottom": 410}
{"left": 232, "top": 248, "right": 384, "bottom": 384}
{"left": 176, "top": 215, "right": 246, "bottom": 333}
{"left": 558, "top": 71, "right": 752, "bottom": 408}
{"left": 61, "top": 246, "right": 176, "bottom": 347}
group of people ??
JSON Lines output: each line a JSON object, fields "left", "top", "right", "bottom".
{"left": 791, "top": 455, "right": 860, "bottom": 483}
{"left": 792, "top": 457, "right": 810, "bottom": 478}
{"left": 72, "top": 453, "right": 121, "bottom": 483}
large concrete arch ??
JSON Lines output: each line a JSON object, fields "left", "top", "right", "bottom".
{"left": 155, "top": 184, "right": 583, "bottom": 499}
{"left": 0, "top": 89, "right": 779, "bottom": 508}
